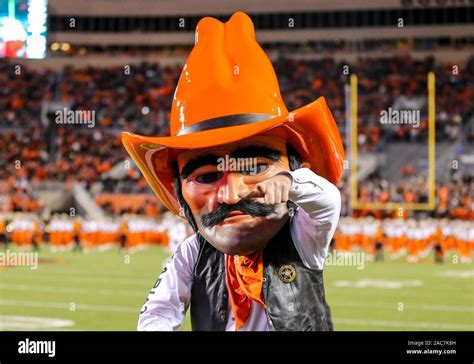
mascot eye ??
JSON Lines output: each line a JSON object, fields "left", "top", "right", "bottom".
{"left": 240, "top": 164, "right": 268, "bottom": 176}
{"left": 195, "top": 172, "right": 223, "bottom": 184}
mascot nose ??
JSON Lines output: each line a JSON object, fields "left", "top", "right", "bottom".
{"left": 217, "top": 172, "right": 247, "bottom": 205}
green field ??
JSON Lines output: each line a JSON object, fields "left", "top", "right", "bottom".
{"left": 1, "top": 245, "right": 473, "bottom": 331}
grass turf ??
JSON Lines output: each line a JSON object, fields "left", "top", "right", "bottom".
{"left": 0, "top": 245, "right": 472, "bottom": 331}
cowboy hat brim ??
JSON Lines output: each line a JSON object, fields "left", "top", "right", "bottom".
{"left": 122, "top": 96, "right": 344, "bottom": 215}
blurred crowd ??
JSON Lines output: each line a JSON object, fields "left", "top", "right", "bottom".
{"left": 56, "top": 63, "right": 178, "bottom": 135}
{"left": 2, "top": 55, "right": 472, "bottom": 138}
{"left": 0, "top": 61, "right": 55, "bottom": 129}
{"left": 335, "top": 216, "right": 473, "bottom": 263}
{"left": 0, "top": 211, "right": 191, "bottom": 253}
{"left": 274, "top": 55, "right": 473, "bottom": 150}
{"left": 339, "top": 173, "right": 473, "bottom": 220}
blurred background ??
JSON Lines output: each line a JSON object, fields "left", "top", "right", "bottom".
{"left": 0, "top": 0, "right": 472, "bottom": 331}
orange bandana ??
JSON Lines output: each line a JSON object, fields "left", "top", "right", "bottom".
{"left": 225, "top": 252, "right": 266, "bottom": 331}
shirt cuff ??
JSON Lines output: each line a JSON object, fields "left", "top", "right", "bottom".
{"left": 277, "top": 168, "right": 324, "bottom": 197}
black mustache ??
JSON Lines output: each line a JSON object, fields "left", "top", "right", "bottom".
{"left": 201, "top": 200, "right": 276, "bottom": 228}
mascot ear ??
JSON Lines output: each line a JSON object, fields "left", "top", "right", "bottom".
{"left": 178, "top": 207, "right": 185, "bottom": 218}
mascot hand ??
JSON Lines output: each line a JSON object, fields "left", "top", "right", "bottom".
{"left": 238, "top": 173, "right": 292, "bottom": 204}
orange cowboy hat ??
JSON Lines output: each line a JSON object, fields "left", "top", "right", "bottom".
{"left": 122, "top": 12, "right": 344, "bottom": 215}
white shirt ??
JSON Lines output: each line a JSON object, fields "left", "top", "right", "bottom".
{"left": 137, "top": 168, "right": 341, "bottom": 331}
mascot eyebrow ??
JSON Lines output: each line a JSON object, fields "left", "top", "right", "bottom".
{"left": 180, "top": 146, "right": 282, "bottom": 179}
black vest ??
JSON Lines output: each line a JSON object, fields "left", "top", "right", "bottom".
{"left": 190, "top": 222, "right": 333, "bottom": 331}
